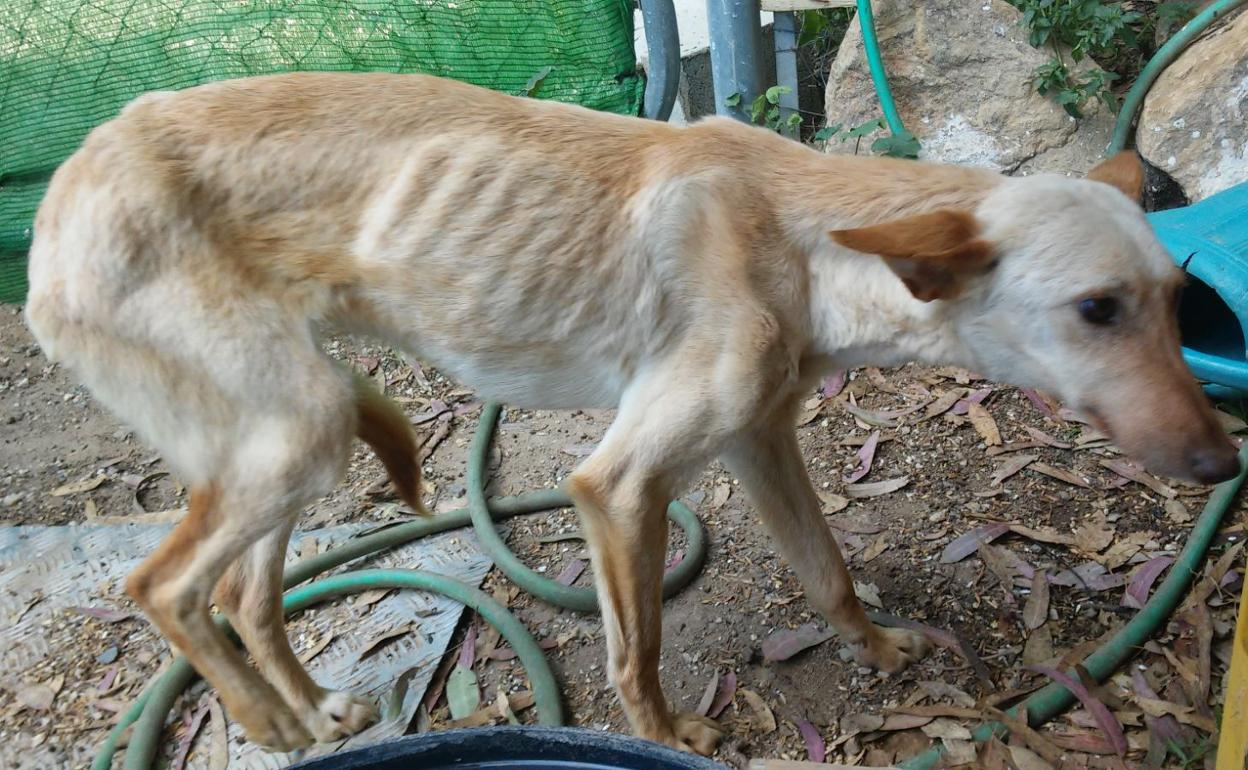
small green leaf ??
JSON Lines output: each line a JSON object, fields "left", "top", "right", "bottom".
{"left": 813, "top": 124, "right": 842, "bottom": 142}
{"left": 724, "top": 92, "right": 741, "bottom": 107}
{"left": 750, "top": 94, "right": 768, "bottom": 124}
{"left": 847, "top": 117, "right": 885, "bottom": 138}
{"left": 446, "top": 664, "right": 480, "bottom": 720}
{"left": 765, "top": 85, "right": 792, "bottom": 105}
{"left": 520, "top": 66, "right": 553, "bottom": 98}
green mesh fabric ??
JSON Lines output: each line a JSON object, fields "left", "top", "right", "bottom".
{"left": 0, "top": 0, "right": 644, "bottom": 303}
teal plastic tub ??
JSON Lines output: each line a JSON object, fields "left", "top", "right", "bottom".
{"left": 1148, "top": 180, "right": 1248, "bottom": 398}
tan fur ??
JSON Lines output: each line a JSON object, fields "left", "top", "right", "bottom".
{"left": 25, "top": 72, "right": 1236, "bottom": 755}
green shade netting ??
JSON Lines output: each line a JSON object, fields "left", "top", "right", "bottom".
{"left": 0, "top": 0, "right": 643, "bottom": 303}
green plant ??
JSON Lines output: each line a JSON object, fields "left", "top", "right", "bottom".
{"left": 750, "top": 85, "right": 803, "bottom": 133}
{"left": 814, "top": 117, "right": 921, "bottom": 159}
{"left": 1009, "top": 0, "right": 1144, "bottom": 117}
{"left": 726, "top": 87, "right": 802, "bottom": 134}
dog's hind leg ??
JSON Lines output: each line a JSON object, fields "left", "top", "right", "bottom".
{"left": 215, "top": 520, "right": 379, "bottom": 742}
{"left": 126, "top": 485, "right": 315, "bottom": 750}
{"left": 719, "top": 398, "right": 929, "bottom": 672}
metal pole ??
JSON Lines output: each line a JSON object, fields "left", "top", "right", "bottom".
{"left": 706, "top": 0, "right": 765, "bottom": 121}
{"left": 639, "top": 0, "right": 680, "bottom": 121}
{"left": 772, "top": 10, "right": 800, "bottom": 137}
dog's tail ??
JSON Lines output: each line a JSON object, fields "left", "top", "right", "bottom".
{"left": 353, "top": 372, "right": 430, "bottom": 515}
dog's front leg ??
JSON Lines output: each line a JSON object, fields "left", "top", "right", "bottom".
{"left": 720, "top": 403, "right": 929, "bottom": 672}
{"left": 564, "top": 384, "right": 724, "bottom": 754}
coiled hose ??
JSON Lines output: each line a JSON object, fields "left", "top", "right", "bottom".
{"left": 91, "top": 404, "right": 707, "bottom": 770}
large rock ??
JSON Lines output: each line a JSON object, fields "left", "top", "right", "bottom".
{"left": 822, "top": 0, "right": 1112, "bottom": 173}
{"left": 1136, "top": 9, "right": 1248, "bottom": 200}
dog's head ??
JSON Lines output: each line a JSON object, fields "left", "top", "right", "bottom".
{"left": 830, "top": 152, "right": 1239, "bottom": 485}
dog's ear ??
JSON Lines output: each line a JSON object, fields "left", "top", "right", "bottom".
{"left": 1087, "top": 151, "right": 1145, "bottom": 202}
{"left": 829, "top": 209, "right": 995, "bottom": 302}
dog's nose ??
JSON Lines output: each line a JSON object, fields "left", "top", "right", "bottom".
{"left": 1190, "top": 446, "right": 1240, "bottom": 485}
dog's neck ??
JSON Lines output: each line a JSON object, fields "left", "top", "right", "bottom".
{"left": 768, "top": 152, "right": 1002, "bottom": 374}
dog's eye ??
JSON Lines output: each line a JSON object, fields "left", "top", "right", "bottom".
{"left": 1079, "top": 296, "right": 1119, "bottom": 325}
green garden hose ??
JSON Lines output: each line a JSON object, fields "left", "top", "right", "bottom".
{"left": 91, "top": 404, "right": 709, "bottom": 770}
{"left": 1108, "top": 0, "right": 1248, "bottom": 155}
{"left": 898, "top": 442, "right": 1248, "bottom": 769}
{"left": 468, "top": 402, "right": 707, "bottom": 612}
{"left": 856, "top": 0, "right": 906, "bottom": 138}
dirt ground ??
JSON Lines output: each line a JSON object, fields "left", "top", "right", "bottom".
{"left": 1, "top": 301, "right": 1244, "bottom": 770}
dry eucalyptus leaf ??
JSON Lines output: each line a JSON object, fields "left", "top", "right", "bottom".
{"left": 966, "top": 402, "right": 1002, "bottom": 446}
{"left": 739, "top": 688, "right": 776, "bottom": 734}
{"left": 50, "top": 475, "right": 106, "bottom": 496}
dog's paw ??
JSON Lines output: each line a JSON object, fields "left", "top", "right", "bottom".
{"left": 302, "top": 690, "right": 379, "bottom": 742}
{"left": 671, "top": 712, "right": 724, "bottom": 756}
{"left": 238, "top": 703, "right": 315, "bottom": 752}
{"left": 854, "top": 625, "right": 929, "bottom": 674}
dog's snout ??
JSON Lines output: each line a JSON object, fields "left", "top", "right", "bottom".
{"left": 1189, "top": 445, "right": 1240, "bottom": 485}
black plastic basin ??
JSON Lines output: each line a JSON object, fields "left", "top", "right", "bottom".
{"left": 287, "top": 726, "right": 728, "bottom": 769}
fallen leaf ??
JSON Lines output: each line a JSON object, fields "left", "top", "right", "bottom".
{"left": 860, "top": 535, "right": 889, "bottom": 563}
{"left": 1122, "top": 556, "right": 1174, "bottom": 609}
{"left": 555, "top": 559, "right": 586, "bottom": 587}
{"left": 170, "top": 699, "right": 211, "bottom": 770}
{"left": 923, "top": 388, "right": 968, "bottom": 420}
{"left": 917, "top": 681, "right": 976, "bottom": 708}
{"left": 50, "top": 475, "right": 106, "bottom": 496}
{"left": 355, "top": 588, "right": 393, "bottom": 608}
{"left": 695, "top": 671, "right": 720, "bottom": 717}
{"left": 796, "top": 398, "right": 824, "bottom": 426}
{"left": 841, "top": 401, "right": 901, "bottom": 428}
{"left": 1050, "top": 561, "right": 1125, "bottom": 591}
{"left": 711, "top": 483, "right": 733, "bottom": 509}
{"left": 821, "top": 371, "right": 847, "bottom": 399}
{"left": 206, "top": 697, "right": 228, "bottom": 770}
{"left": 1073, "top": 510, "right": 1115, "bottom": 554}
{"left": 844, "top": 430, "right": 880, "bottom": 483}
{"left": 446, "top": 664, "right": 480, "bottom": 720}
{"left": 1022, "top": 425, "right": 1073, "bottom": 448}
{"left": 992, "top": 454, "right": 1037, "bottom": 485}
{"left": 1023, "top": 623, "right": 1054, "bottom": 665}
{"left": 739, "top": 689, "right": 776, "bottom": 734}
{"left": 966, "top": 402, "right": 1002, "bottom": 446}
{"left": 826, "top": 512, "right": 881, "bottom": 534}
{"left": 1019, "top": 387, "right": 1060, "bottom": 419}
{"left": 795, "top": 718, "right": 825, "bottom": 763}
{"left": 707, "top": 671, "right": 736, "bottom": 719}
{"left": 1046, "top": 729, "right": 1117, "bottom": 755}
{"left": 951, "top": 387, "right": 994, "bottom": 415}
{"left": 1024, "top": 571, "right": 1050, "bottom": 630}
{"left": 297, "top": 631, "right": 336, "bottom": 664}
{"left": 1164, "top": 498, "right": 1191, "bottom": 524}
{"left": 839, "top": 712, "right": 886, "bottom": 736}
{"left": 17, "top": 679, "right": 60, "bottom": 711}
{"left": 97, "top": 645, "right": 119, "bottom": 665}
{"left": 817, "top": 489, "right": 849, "bottom": 514}
{"left": 1099, "top": 459, "right": 1176, "bottom": 498}
{"left": 880, "top": 712, "right": 934, "bottom": 730}
{"left": 560, "top": 443, "right": 596, "bottom": 457}
{"left": 845, "top": 477, "right": 909, "bottom": 498}
{"left": 355, "top": 626, "right": 411, "bottom": 662}
{"left": 446, "top": 690, "right": 535, "bottom": 729}
{"left": 979, "top": 544, "right": 1021, "bottom": 602}
{"left": 458, "top": 624, "right": 477, "bottom": 669}
{"left": 1027, "top": 666, "right": 1126, "bottom": 755}
{"left": 940, "top": 522, "right": 1010, "bottom": 563}
{"left": 762, "top": 623, "right": 836, "bottom": 663}
{"left": 1008, "top": 745, "right": 1057, "bottom": 770}
{"left": 921, "top": 717, "right": 972, "bottom": 741}
{"left": 854, "top": 581, "right": 883, "bottom": 608}
{"left": 1007, "top": 523, "right": 1076, "bottom": 547}
{"left": 1133, "top": 696, "right": 1218, "bottom": 732}
{"left": 1029, "top": 463, "right": 1092, "bottom": 488}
